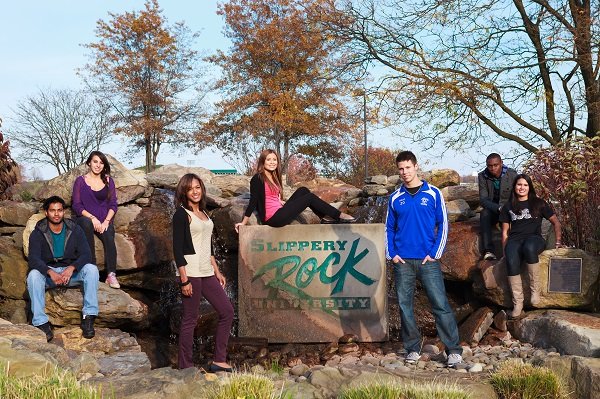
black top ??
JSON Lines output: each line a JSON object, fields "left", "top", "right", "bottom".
{"left": 243, "top": 174, "right": 267, "bottom": 223}
{"left": 499, "top": 199, "right": 554, "bottom": 241}
{"left": 172, "top": 206, "right": 214, "bottom": 267}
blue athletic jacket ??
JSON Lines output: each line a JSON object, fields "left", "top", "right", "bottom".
{"left": 385, "top": 180, "right": 448, "bottom": 260}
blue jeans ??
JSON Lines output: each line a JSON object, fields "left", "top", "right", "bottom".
{"left": 27, "top": 264, "right": 99, "bottom": 326}
{"left": 394, "top": 259, "right": 462, "bottom": 355}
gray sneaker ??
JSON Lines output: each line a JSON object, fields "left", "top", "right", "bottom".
{"left": 405, "top": 351, "right": 421, "bottom": 363}
{"left": 447, "top": 353, "right": 463, "bottom": 368}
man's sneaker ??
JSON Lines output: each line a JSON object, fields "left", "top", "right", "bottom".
{"left": 105, "top": 272, "right": 120, "bottom": 289}
{"left": 483, "top": 252, "right": 497, "bottom": 260}
{"left": 447, "top": 353, "right": 463, "bottom": 368}
{"left": 81, "top": 315, "right": 96, "bottom": 339}
{"left": 405, "top": 351, "right": 421, "bottom": 363}
{"left": 36, "top": 322, "right": 53, "bottom": 342}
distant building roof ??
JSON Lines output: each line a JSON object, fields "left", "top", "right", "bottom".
{"left": 210, "top": 169, "right": 238, "bottom": 175}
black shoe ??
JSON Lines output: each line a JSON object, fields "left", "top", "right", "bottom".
{"left": 81, "top": 315, "right": 96, "bottom": 339}
{"left": 320, "top": 217, "right": 336, "bottom": 224}
{"left": 36, "top": 322, "right": 53, "bottom": 342}
{"left": 208, "top": 363, "right": 233, "bottom": 373}
{"left": 339, "top": 216, "right": 357, "bottom": 224}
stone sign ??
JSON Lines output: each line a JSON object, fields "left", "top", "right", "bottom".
{"left": 548, "top": 257, "right": 582, "bottom": 294}
{"left": 238, "top": 224, "right": 387, "bottom": 343}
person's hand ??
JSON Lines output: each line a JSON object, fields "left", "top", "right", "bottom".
{"left": 234, "top": 222, "right": 244, "bottom": 233}
{"left": 392, "top": 255, "right": 405, "bottom": 264}
{"left": 215, "top": 272, "right": 226, "bottom": 288}
{"left": 48, "top": 269, "right": 63, "bottom": 285}
{"left": 60, "top": 266, "right": 75, "bottom": 285}
{"left": 100, "top": 220, "right": 110, "bottom": 233}
{"left": 181, "top": 281, "right": 192, "bottom": 297}
{"left": 422, "top": 255, "right": 435, "bottom": 264}
{"left": 91, "top": 217, "right": 102, "bottom": 233}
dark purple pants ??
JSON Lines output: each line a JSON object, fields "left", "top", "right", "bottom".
{"left": 178, "top": 275, "right": 234, "bottom": 369}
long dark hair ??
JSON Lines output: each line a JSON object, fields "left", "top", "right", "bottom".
{"left": 86, "top": 151, "right": 111, "bottom": 187}
{"left": 509, "top": 173, "right": 546, "bottom": 217}
{"left": 256, "top": 149, "right": 283, "bottom": 198}
{"left": 174, "top": 173, "right": 207, "bottom": 211}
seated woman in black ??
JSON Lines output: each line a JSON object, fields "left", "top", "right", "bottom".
{"left": 235, "top": 149, "right": 355, "bottom": 231}
{"left": 499, "top": 173, "right": 562, "bottom": 319}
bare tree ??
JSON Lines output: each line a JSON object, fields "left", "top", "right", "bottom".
{"left": 9, "top": 89, "right": 113, "bottom": 175}
{"left": 329, "top": 0, "right": 600, "bottom": 153}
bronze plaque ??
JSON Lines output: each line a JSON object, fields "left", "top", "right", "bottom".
{"left": 238, "top": 224, "right": 387, "bottom": 343}
{"left": 548, "top": 257, "right": 582, "bottom": 294}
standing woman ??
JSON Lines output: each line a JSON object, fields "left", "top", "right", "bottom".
{"left": 235, "top": 149, "right": 355, "bottom": 231}
{"left": 499, "top": 174, "right": 561, "bottom": 319}
{"left": 172, "top": 173, "right": 234, "bottom": 371}
{"left": 72, "top": 151, "right": 120, "bottom": 289}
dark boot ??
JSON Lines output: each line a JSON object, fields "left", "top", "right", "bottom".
{"left": 81, "top": 315, "right": 96, "bottom": 339}
{"left": 36, "top": 322, "right": 54, "bottom": 342}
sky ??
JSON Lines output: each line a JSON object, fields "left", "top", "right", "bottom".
{"left": 0, "top": 0, "right": 495, "bottom": 180}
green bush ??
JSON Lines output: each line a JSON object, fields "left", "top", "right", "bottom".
{"left": 0, "top": 361, "right": 106, "bottom": 399}
{"left": 489, "top": 360, "right": 569, "bottom": 399}
{"left": 338, "top": 380, "right": 472, "bottom": 399}
{"left": 525, "top": 136, "right": 600, "bottom": 253}
{"left": 204, "top": 373, "right": 288, "bottom": 399}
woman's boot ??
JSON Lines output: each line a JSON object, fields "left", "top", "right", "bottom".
{"left": 527, "top": 263, "right": 541, "bottom": 306}
{"left": 507, "top": 275, "right": 524, "bottom": 319}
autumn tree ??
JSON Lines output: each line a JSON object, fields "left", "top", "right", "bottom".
{"left": 9, "top": 89, "right": 112, "bottom": 175}
{"left": 338, "top": 146, "right": 399, "bottom": 186}
{"left": 82, "top": 0, "right": 205, "bottom": 172}
{"left": 206, "top": 0, "right": 361, "bottom": 175}
{"left": 329, "top": 0, "right": 600, "bottom": 154}
{"left": 0, "top": 118, "right": 19, "bottom": 199}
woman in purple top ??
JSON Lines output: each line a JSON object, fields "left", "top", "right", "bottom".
{"left": 72, "top": 151, "right": 120, "bottom": 288}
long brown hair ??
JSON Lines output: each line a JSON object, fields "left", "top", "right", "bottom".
{"left": 174, "top": 173, "right": 207, "bottom": 211}
{"left": 509, "top": 173, "right": 546, "bottom": 218}
{"left": 86, "top": 150, "right": 113, "bottom": 199}
{"left": 256, "top": 149, "right": 283, "bottom": 198}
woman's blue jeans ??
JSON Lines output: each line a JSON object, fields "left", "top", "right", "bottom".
{"left": 393, "top": 259, "right": 462, "bottom": 355}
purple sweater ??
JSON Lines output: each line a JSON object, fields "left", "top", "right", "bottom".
{"left": 72, "top": 175, "right": 118, "bottom": 222}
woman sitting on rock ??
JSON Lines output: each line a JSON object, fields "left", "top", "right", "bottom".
{"left": 500, "top": 173, "right": 562, "bottom": 319}
{"left": 235, "top": 149, "right": 355, "bottom": 232}
{"left": 172, "top": 173, "right": 234, "bottom": 372}
{"left": 72, "top": 151, "right": 119, "bottom": 289}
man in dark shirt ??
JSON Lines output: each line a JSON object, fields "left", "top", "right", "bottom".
{"left": 477, "top": 153, "right": 517, "bottom": 260}
{"left": 27, "top": 196, "right": 99, "bottom": 342}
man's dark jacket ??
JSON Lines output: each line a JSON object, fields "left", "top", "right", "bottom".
{"left": 28, "top": 218, "right": 92, "bottom": 275}
{"left": 478, "top": 165, "right": 518, "bottom": 212}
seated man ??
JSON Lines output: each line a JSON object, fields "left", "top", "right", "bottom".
{"left": 478, "top": 153, "right": 517, "bottom": 260}
{"left": 27, "top": 195, "right": 99, "bottom": 342}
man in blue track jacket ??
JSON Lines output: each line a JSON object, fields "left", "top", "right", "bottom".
{"left": 385, "top": 151, "right": 463, "bottom": 368}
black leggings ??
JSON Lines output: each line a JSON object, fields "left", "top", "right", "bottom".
{"left": 265, "top": 187, "right": 341, "bottom": 227}
{"left": 505, "top": 236, "right": 545, "bottom": 276}
{"left": 76, "top": 216, "right": 117, "bottom": 274}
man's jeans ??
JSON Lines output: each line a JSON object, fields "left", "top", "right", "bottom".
{"left": 27, "top": 264, "right": 99, "bottom": 326}
{"left": 480, "top": 208, "right": 499, "bottom": 253}
{"left": 393, "top": 259, "right": 462, "bottom": 355}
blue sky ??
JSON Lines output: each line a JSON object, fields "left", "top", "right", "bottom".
{"left": 0, "top": 0, "right": 487, "bottom": 179}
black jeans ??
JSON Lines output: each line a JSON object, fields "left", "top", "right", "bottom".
{"left": 480, "top": 207, "right": 499, "bottom": 253}
{"left": 505, "top": 236, "right": 546, "bottom": 276}
{"left": 76, "top": 216, "right": 117, "bottom": 274}
{"left": 266, "top": 187, "right": 341, "bottom": 227}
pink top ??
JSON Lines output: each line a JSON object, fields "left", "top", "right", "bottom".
{"left": 264, "top": 181, "right": 282, "bottom": 221}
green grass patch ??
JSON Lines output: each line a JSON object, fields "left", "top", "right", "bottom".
{"left": 0, "top": 361, "right": 106, "bottom": 399}
{"left": 204, "top": 373, "right": 289, "bottom": 399}
{"left": 490, "top": 360, "right": 569, "bottom": 399}
{"left": 338, "top": 380, "right": 472, "bottom": 399}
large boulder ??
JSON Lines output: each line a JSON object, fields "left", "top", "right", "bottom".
{"left": 0, "top": 201, "right": 39, "bottom": 226}
{"left": 33, "top": 155, "right": 147, "bottom": 205}
{"left": 45, "top": 283, "right": 149, "bottom": 330}
{"left": 211, "top": 174, "right": 251, "bottom": 198}
{"left": 441, "top": 184, "right": 479, "bottom": 208}
{"left": 445, "top": 199, "right": 475, "bottom": 222}
{"left": 146, "top": 164, "right": 215, "bottom": 189}
{"left": 423, "top": 169, "right": 460, "bottom": 188}
{"left": 474, "top": 248, "right": 600, "bottom": 309}
{"left": 440, "top": 220, "right": 481, "bottom": 281}
{"left": 0, "top": 237, "right": 28, "bottom": 299}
